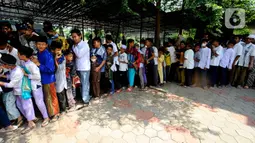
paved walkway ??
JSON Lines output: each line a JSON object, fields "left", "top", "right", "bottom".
{"left": 1, "top": 83, "right": 255, "bottom": 143}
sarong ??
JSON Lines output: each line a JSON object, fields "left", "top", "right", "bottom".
{"left": 43, "top": 83, "right": 59, "bottom": 117}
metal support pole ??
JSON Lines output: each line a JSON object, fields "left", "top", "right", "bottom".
{"left": 140, "top": 15, "right": 143, "bottom": 42}
{"left": 82, "top": 17, "right": 85, "bottom": 40}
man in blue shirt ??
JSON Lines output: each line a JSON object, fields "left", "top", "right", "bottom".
{"left": 91, "top": 37, "right": 106, "bottom": 99}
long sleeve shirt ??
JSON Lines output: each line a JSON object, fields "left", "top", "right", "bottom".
{"left": 198, "top": 47, "right": 211, "bottom": 69}
{"left": 21, "top": 60, "right": 41, "bottom": 91}
{"left": 72, "top": 40, "right": 91, "bottom": 71}
{"left": 233, "top": 42, "right": 244, "bottom": 65}
{"left": 210, "top": 45, "right": 224, "bottom": 66}
{"left": 220, "top": 48, "right": 235, "bottom": 69}
{"left": 4, "top": 66, "right": 23, "bottom": 95}
{"left": 184, "top": 49, "right": 194, "bottom": 69}
{"left": 194, "top": 51, "right": 201, "bottom": 68}
{"left": 37, "top": 49, "right": 56, "bottom": 84}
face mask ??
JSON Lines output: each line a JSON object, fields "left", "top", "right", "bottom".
{"left": 140, "top": 44, "right": 144, "bottom": 47}
{"left": 202, "top": 43, "right": 207, "bottom": 47}
{"left": 91, "top": 58, "right": 96, "bottom": 62}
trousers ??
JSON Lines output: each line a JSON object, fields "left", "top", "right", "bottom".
{"left": 32, "top": 87, "right": 48, "bottom": 119}
{"left": 91, "top": 70, "right": 101, "bottom": 97}
{"left": 185, "top": 69, "right": 193, "bottom": 86}
{"left": 77, "top": 71, "right": 91, "bottom": 103}
{"left": 128, "top": 68, "right": 136, "bottom": 87}
{"left": 139, "top": 68, "right": 145, "bottom": 88}
{"left": 2, "top": 91, "right": 20, "bottom": 120}
{"left": 0, "top": 107, "right": 11, "bottom": 127}
{"left": 57, "top": 89, "right": 67, "bottom": 113}
{"left": 16, "top": 96, "right": 36, "bottom": 121}
{"left": 66, "top": 88, "right": 76, "bottom": 108}
{"left": 200, "top": 69, "right": 207, "bottom": 88}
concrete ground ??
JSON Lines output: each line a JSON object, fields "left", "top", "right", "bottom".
{"left": 1, "top": 83, "right": 255, "bottom": 143}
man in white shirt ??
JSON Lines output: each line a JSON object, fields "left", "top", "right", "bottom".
{"left": 71, "top": 29, "right": 91, "bottom": 106}
{"left": 231, "top": 35, "right": 244, "bottom": 85}
{"left": 219, "top": 40, "right": 235, "bottom": 87}
{"left": 198, "top": 39, "right": 211, "bottom": 89}
{"left": 209, "top": 39, "right": 224, "bottom": 87}
{"left": 234, "top": 35, "right": 255, "bottom": 88}
{"left": 167, "top": 39, "right": 177, "bottom": 82}
{"left": 184, "top": 44, "right": 194, "bottom": 87}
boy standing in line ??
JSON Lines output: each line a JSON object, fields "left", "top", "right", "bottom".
{"left": 33, "top": 36, "right": 60, "bottom": 121}
{"left": 18, "top": 46, "right": 50, "bottom": 127}
{"left": 198, "top": 39, "right": 211, "bottom": 89}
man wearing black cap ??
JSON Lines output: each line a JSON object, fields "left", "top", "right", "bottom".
{"left": 19, "top": 20, "right": 39, "bottom": 56}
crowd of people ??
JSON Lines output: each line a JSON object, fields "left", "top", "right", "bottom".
{"left": 0, "top": 19, "right": 255, "bottom": 135}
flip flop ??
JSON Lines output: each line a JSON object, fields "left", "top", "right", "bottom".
{"left": 21, "top": 125, "right": 35, "bottom": 134}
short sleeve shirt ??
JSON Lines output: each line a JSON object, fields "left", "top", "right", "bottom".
{"left": 91, "top": 45, "right": 107, "bottom": 72}
{"left": 145, "top": 47, "right": 155, "bottom": 65}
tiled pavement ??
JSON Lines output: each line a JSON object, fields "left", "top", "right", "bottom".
{"left": 1, "top": 83, "right": 255, "bottom": 143}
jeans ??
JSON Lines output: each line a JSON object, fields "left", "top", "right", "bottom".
{"left": 110, "top": 80, "right": 115, "bottom": 93}
{"left": 78, "top": 71, "right": 91, "bottom": 103}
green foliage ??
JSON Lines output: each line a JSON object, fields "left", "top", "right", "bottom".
{"left": 184, "top": 0, "right": 255, "bottom": 36}
{"left": 233, "top": 26, "right": 251, "bottom": 35}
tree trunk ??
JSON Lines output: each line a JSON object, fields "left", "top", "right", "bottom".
{"left": 155, "top": 0, "right": 161, "bottom": 48}
{"left": 179, "top": 0, "right": 185, "bottom": 35}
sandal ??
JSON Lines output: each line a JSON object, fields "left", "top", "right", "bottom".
{"left": 244, "top": 86, "right": 249, "bottom": 89}
{"left": 0, "top": 126, "right": 18, "bottom": 133}
{"left": 6, "top": 125, "right": 18, "bottom": 132}
{"left": 16, "top": 119, "right": 24, "bottom": 127}
{"left": 116, "top": 89, "right": 122, "bottom": 93}
{"left": 50, "top": 115, "right": 59, "bottom": 123}
{"left": 41, "top": 119, "right": 49, "bottom": 127}
{"left": 126, "top": 88, "right": 133, "bottom": 92}
{"left": 21, "top": 125, "right": 35, "bottom": 134}
{"left": 33, "top": 118, "right": 40, "bottom": 123}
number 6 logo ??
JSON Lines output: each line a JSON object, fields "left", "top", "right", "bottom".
{"left": 225, "top": 8, "right": 245, "bottom": 29}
